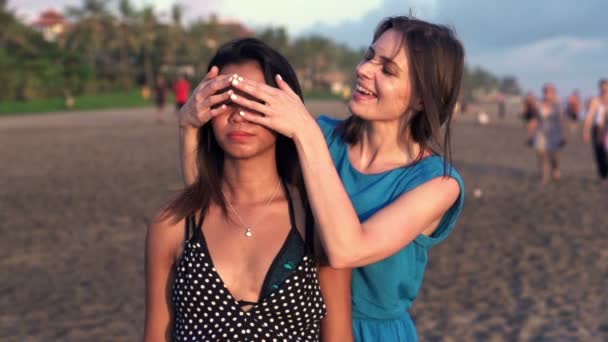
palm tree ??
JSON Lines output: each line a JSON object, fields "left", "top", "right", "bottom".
{"left": 116, "top": 0, "right": 139, "bottom": 88}
{"left": 64, "top": 0, "right": 111, "bottom": 74}
{"left": 139, "top": 5, "right": 157, "bottom": 89}
{"left": 164, "top": 3, "right": 184, "bottom": 69}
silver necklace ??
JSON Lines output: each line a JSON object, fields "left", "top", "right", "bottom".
{"left": 222, "top": 180, "right": 282, "bottom": 237}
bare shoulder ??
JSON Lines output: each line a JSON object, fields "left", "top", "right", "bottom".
{"left": 147, "top": 207, "right": 188, "bottom": 262}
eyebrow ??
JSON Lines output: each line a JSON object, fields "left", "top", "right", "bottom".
{"left": 369, "top": 46, "right": 402, "bottom": 73}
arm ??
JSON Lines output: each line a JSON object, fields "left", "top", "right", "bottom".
{"left": 143, "top": 213, "right": 183, "bottom": 342}
{"left": 179, "top": 126, "right": 199, "bottom": 186}
{"left": 314, "top": 233, "right": 353, "bottom": 341}
{"left": 294, "top": 126, "right": 460, "bottom": 268}
{"left": 177, "top": 67, "right": 235, "bottom": 185}
{"left": 227, "top": 77, "right": 461, "bottom": 269}
{"left": 318, "top": 266, "right": 353, "bottom": 342}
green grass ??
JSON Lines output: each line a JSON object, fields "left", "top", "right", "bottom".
{"left": 0, "top": 90, "right": 171, "bottom": 116}
{"left": 0, "top": 88, "right": 343, "bottom": 116}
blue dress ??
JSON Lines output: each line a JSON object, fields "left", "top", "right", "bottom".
{"left": 533, "top": 104, "right": 564, "bottom": 152}
{"left": 317, "top": 116, "right": 465, "bottom": 341}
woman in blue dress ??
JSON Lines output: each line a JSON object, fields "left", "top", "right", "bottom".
{"left": 528, "top": 83, "right": 566, "bottom": 184}
{"left": 180, "top": 16, "right": 465, "bottom": 341}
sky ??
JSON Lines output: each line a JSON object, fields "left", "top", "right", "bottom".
{"left": 9, "top": 0, "right": 608, "bottom": 97}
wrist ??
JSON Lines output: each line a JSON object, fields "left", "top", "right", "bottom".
{"left": 293, "top": 117, "right": 324, "bottom": 151}
{"left": 180, "top": 124, "right": 199, "bottom": 135}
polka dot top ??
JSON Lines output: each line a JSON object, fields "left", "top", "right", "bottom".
{"left": 171, "top": 189, "right": 327, "bottom": 341}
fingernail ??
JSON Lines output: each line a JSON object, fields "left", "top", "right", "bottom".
{"left": 228, "top": 89, "right": 234, "bottom": 94}
{"left": 239, "top": 111, "right": 245, "bottom": 116}
{"left": 221, "top": 104, "right": 226, "bottom": 109}
{"left": 238, "top": 76, "right": 244, "bottom": 82}
{"left": 232, "top": 79, "right": 239, "bottom": 86}
{"left": 233, "top": 74, "right": 238, "bottom": 78}
{"left": 230, "top": 94, "right": 237, "bottom": 100}
{"left": 277, "top": 74, "right": 282, "bottom": 81}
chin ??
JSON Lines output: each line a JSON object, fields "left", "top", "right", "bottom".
{"left": 223, "top": 148, "right": 259, "bottom": 160}
{"left": 223, "top": 144, "right": 276, "bottom": 161}
{"left": 347, "top": 101, "right": 375, "bottom": 121}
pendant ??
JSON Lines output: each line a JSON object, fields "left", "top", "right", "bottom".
{"left": 245, "top": 228, "right": 253, "bottom": 237}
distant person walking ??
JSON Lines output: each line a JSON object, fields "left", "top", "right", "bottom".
{"left": 528, "top": 83, "right": 566, "bottom": 184}
{"left": 566, "top": 90, "right": 582, "bottom": 134}
{"left": 154, "top": 75, "right": 168, "bottom": 123}
{"left": 173, "top": 74, "right": 191, "bottom": 114}
{"left": 582, "top": 79, "right": 608, "bottom": 180}
{"left": 522, "top": 92, "right": 538, "bottom": 124}
{"left": 497, "top": 93, "right": 506, "bottom": 119}
{"left": 522, "top": 92, "right": 538, "bottom": 147}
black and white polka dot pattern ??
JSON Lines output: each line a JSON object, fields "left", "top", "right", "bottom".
{"left": 172, "top": 240, "right": 327, "bottom": 341}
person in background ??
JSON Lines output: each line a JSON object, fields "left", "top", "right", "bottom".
{"left": 522, "top": 92, "right": 538, "bottom": 147}
{"left": 528, "top": 83, "right": 566, "bottom": 184}
{"left": 522, "top": 92, "right": 537, "bottom": 123}
{"left": 173, "top": 74, "right": 191, "bottom": 114}
{"left": 566, "top": 89, "right": 582, "bottom": 134}
{"left": 582, "top": 79, "right": 608, "bottom": 180}
{"left": 154, "top": 75, "right": 168, "bottom": 123}
{"left": 497, "top": 92, "right": 506, "bottom": 119}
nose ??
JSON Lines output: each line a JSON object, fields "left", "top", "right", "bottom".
{"left": 227, "top": 104, "right": 247, "bottom": 124}
{"left": 356, "top": 60, "right": 373, "bottom": 80}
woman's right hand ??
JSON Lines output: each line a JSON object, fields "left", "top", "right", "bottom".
{"left": 178, "top": 66, "right": 233, "bottom": 129}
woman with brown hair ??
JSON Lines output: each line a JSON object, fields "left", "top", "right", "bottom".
{"left": 182, "top": 16, "right": 466, "bottom": 341}
{"left": 144, "top": 38, "right": 353, "bottom": 341}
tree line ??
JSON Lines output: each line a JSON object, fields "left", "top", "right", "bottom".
{"left": 0, "top": 0, "right": 520, "bottom": 102}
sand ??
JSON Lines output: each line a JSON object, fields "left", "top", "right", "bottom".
{"left": 1, "top": 102, "right": 606, "bottom": 341}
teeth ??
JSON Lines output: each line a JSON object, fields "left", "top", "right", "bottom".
{"left": 356, "top": 85, "right": 374, "bottom": 96}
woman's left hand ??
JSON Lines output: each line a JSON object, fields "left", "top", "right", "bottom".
{"left": 227, "top": 74, "right": 317, "bottom": 140}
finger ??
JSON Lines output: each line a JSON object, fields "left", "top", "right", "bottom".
{"left": 196, "top": 75, "right": 233, "bottom": 101}
{"left": 193, "top": 102, "right": 230, "bottom": 125}
{"left": 230, "top": 78, "right": 277, "bottom": 103}
{"left": 207, "top": 104, "right": 230, "bottom": 119}
{"left": 228, "top": 93, "right": 273, "bottom": 117}
{"left": 275, "top": 74, "right": 299, "bottom": 99}
{"left": 240, "top": 110, "right": 272, "bottom": 127}
{"left": 203, "top": 66, "right": 219, "bottom": 81}
{"left": 202, "top": 91, "right": 233, "bottom": 109}
{"left": 192, "top": 66, "right": 220, "bottom": 93}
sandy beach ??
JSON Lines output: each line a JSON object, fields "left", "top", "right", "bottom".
{"left": 1, "top": 101, "right": 606, "bottom": 341}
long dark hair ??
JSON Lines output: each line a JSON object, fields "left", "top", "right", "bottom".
{"left": 165, "top": 38, "right": 306, "bottom": 221}
{"left": 337, "top": 16, "right": 464, "bottom": 172}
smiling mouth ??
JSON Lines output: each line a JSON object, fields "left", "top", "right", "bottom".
{"left": 355, "top": 84, "right": 376, "bottom": 97}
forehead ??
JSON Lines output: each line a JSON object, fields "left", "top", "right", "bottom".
{"left": 372, "top": 29, "right": 408, "bottom": 64}
{"left": 220, "top": 60, "right": 266, "bottom": 83}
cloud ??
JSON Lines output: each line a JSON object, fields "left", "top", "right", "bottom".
{"left": 473, "top": 36, "right": 606, "bottom": 94}
{"left": 300, "top": 0, "right": 608, "bottom": 95}
{"left": 300, "top": 0, "right": 437, "bottom": 48}
{"left": 475, "top": 36, "right": 605, "bottom": 72}
{"left": 434, "top": 0, "right": 608, "bottom": 51}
